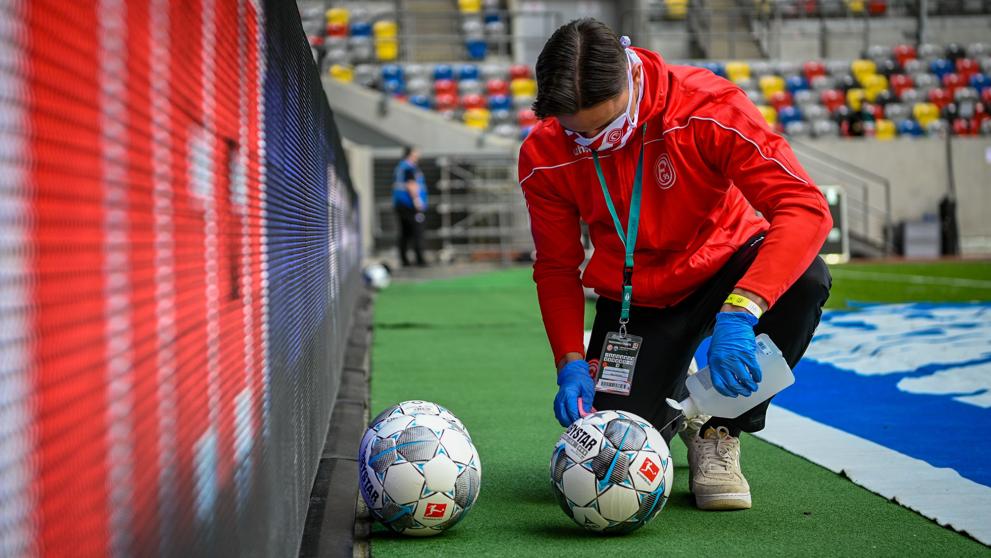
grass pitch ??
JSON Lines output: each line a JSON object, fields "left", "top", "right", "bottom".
{"left": 369, "top": 260, "right": 991, "bottom": 556}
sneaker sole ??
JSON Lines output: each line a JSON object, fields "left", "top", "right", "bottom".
{"left": 694, "top": 492, "right": 752, "bottom": 510}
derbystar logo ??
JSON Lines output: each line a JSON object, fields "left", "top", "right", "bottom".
{"left": 563, "top": 422, "right": 598, "bottom": 457}
{"left": 359, "top": 465, "right": 379, "bottom": 504}
{"left": 423, "top": 502, "right": 448, "bottom": 519}
{"left": 639, "top": 457, "right": 660, "bottom": 483}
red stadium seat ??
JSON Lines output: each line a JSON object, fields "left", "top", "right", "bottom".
{"left": 460, "top": 93, "right": 486, "bottom": 110}
{"left": 952, "top": 118, "right": 974, "bottom": 136}
{"left": 517, "top": 108, "right": 538, "bottom": 127}
{"left": 509, "top": 64, "right": 532, "bottom": 80}
{"left": 867, "top": 0, "right": 887, "bottom": 15}
{"left": 769, "top": 90, "right": 793, "bottom": 111}
{"left": 803, "top": 61, "right": 826, "bottom": 82}
{"left": 434, "top": 93, "right": 458, "bottom": 111}
{"left": 928, "top": 88, "right": 951, "bottom": 109}
{"left": 942, "top": 73, "right": 965, "bottom": 96}
{"left": 821, "top": 89, "right": 845, "bottom": 112}
{"left": 326, "top": 22, "right": 348, "bottom": 38}
{"left": 983, "top": 88, "right": 991, "bottom": 105}
{"left": 893, "top": 44, "right": 917, "bottom": 67}
{"left": 955, "top": 59, "right": 980, "bottom": 82}
{"left": 434, "top": 79, "right": 457, "bottom": 96}
{"left": 890, "top": 73, "right": 914, "bottom": 97}
{"left": 486, "top": 79, "right": 509, "bottom": 96}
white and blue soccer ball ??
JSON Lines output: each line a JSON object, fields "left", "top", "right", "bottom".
{"left": 362, "top": 262, "right": 391, "bottom": 290}
{"left": 550, "top": 409, "right": 673, "bottom": 533}
{"left": 358, "top": 402, "right": 481, "bottom": 536}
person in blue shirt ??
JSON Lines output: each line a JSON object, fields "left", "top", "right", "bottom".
{"left": 393, "top": 146, "right": 428, "bottom": 266}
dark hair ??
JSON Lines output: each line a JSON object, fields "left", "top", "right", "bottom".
{"left": 402, "top": 146, "right": 415, "bottom": 159}
{"left": 532, "top": 18, "right": 627, "bottom": 119}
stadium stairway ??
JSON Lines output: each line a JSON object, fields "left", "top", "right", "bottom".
{"left": 401, "top": 0, "right": 464, "bottom": 62}
{"left": 322, "top": 75, "right": 517, "bottom": 154}
{"left": 693, "top": 0, "right": 765, "bottom": 59}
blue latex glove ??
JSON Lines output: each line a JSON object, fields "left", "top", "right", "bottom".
{"left": 707, "top": 311, "right": 763, "bottom": 398}
{"left": 554, "top": 360, "right": 595, "bottom": 427}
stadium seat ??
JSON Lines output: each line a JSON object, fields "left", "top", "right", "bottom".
{"left": 956, "top": 58, "right": 980, "bottom": 81}
{"left": 784, "top": 121, "right": 810, "bottom": 136}
{"left": 893, "top": 44, "right": 917, "bottom": 67}
{"left": 954, "top": 87, "right": 978, "bottom": 103}
{"left": 409, "top": 94, "right": 432, "bottom": 110}
{"left": 488, "top": 94, "right": 511, "bottom": 111}
{"left": 434, "top": 93, "right": 458, "bottom": 111}
{"left": 458, "top": 64, "right": 480, "bottom": 81}
{"left": 851, "top": 59, "right": 877, "bottom": 84}
{"left": 434, "top": 64, "right": 455, "bottom": 81}
{"left": 510, "top": 78, "right": 537, "bottom": 97}
{"left": 700, "top": 61, "right": 727, "bottom": 78}
{"left": 459, "top": 0, "right": 483, "bottom": 13}
{"left": 329, "top": 64, "right": 353, "bottom": 82}
{"left": 811, "top": 75, "right": 837, "bottom": 92}
{"left": 779, "top": 106, "right": 803, "bottom": 125}
{"left": 486, "top": 79, "right": 509, "bottom": 96}
{"left": 726, "top": 61, "right": 751, "bottom": 83}
{"left": 760, "top": 75, "right": 786, "bottom": 100}
{"left": 383, "top": 79, "right": 405, "bottom": 96}
{"left": 751, "top": 61, "right": 774, "bottom": 79}
{"left": 326, "top": 23, "right": 348, "bottom": 38}
{"left": 875, "top": 118, "right": 896, "bottom": 139}
{"left": 927, "top": 119, "right": 948, "bottom": 135}
{"left": 899, "top": 88, "right": 922, "bottom": 104}
{"left": 794, "top": 89, "right": 816, "bottom": 107}
{"left": 406, "top": 78, "right": 432, "bottom": 97}
{"left": 434, "top": 79, "right": 457, "bottom": 96}
{"left": 883, "top": 102, "right": 909, "bottom": 122}
{"left": 942, "top": 73, "right": 965, "bottom": 96}
{"left": 776, "top": 61, "right": 800, "bottom": 78}
{"left": 821, "top": 89, "right": 845, "bottom": 112}
{"left": 512, "top": 95, "right": 535, "bottom": 110}
{"left": 745, "top": 89, "right": 764, "bottom": 106}
{"left": 350, "top": 21, "right": 372, "bottom": 38}
{"left": 873, "top": 89, "right": 894, "bottom": 106}
{"left": 381, "top": 64, "right": 404, "bottom": 82}
{"left": 811, "top": 118, "right": 840, "bottom": 137}
{"left": 927, "top": 88, "right": 951, "bottom": 109}
{"left": 912, "top": 72, "right": 938, "bottom": 91}
{"left": 867, "top": 0, "right": 887, "bottom": 15}
{"left": 846, "top": 88, "right": 865, "bottom": 111}
{"left": 967, "top": 43, "right": 990, "bottom": 59}
{"left": 492, "top": 123, "right": 518, "bottom": 139}
{"left": 917, "top": 43, "right": 943, "bottom": 61}
{"left": 665, "top": 0, "right": 689, "bottom": 19}
{"left": 348, "top": 37, "right": 374, "bottom": 63}
{"left": 897, "top": 118, "right": 924, "bottom": 136}
{"left": 353, "top": 64, "right": 377, "bottom": 87}
{"left": 803, "top": 61, "right": 826, "bottom": 82}
{"left": 326, "top": 7, "right": 349, "bottom": 26}
{"left": 913, "top": 102, "right": 940, "bottom": 127}
{"left": 845, "top": 0, "right": 865, "bottom": 14}
{"left": 461, "top": 93, "right": 486, "bottom": 110}
{"left": 803, "top": 103, "right": 828, "bottom": 121}
{"left": 459, "top": 79, "right": 483, "bottom": 95}
{"left": 970, "top": 73, "right": 991, "bottom": 93}
{"left": 786, "top": 75, "right": 810, "bottom": 95}
{"left": 490, "top": 108, "right": 512, "bottom": 125}
{"left": 930, "top": 58, "right": 954, "bottom": 79}
{"left": 373, "top": 20, "right": 398, "bottom": 38}
{"left": 464, "top": 108, "right": 490, "bottom": 129}
{"left": 903, "top": 58, "right": 926, "bottom": 75}
{"left": 770, "top": 90, "right": 793, "bottom": 111}
{"left": 375, "top": 38, "right": 399, "bottom": 61}
{"left": 862, "top": 74, "right": 888, "bottom": 102}
{"left": 466, "top": 38, "right": 488, "bottom": 60}
{"left": 890, "top": 74, "right": 913, "bottom": 97}
{"left": 517, "top": 108, "right": 538, "bottom": 127}
{"left": 867, "top": 45, "right": 893, "bottom": 62}
{"left": 981, "top": 118, "right": 991, "bottom": 136}
{"left": 946, "top": 43, "right": 966, "bottom": 61}
{"left": 509, "top": 64, "right": 532, "bottom": 80}
{"left": 757, "top": 105, "right": 778, "bottom": 126}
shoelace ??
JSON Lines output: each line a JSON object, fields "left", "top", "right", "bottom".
{"left": 700, "top": 427, "right": 739, "bottom": 475}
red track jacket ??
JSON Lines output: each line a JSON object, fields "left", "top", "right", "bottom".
{"left": 519, "top": 47, "right": 833, "bottom": 364}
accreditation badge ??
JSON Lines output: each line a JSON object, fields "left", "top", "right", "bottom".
{"left": 594, "top": 331, "right": 643, "bottom": 396}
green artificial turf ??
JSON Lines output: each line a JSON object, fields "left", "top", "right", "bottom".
{"left": 370, "top": 263, "right": 991, "bottom": 556}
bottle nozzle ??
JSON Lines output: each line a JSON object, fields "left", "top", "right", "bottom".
{"left": 666, "top": 397, "right": 698, "bottom": 419}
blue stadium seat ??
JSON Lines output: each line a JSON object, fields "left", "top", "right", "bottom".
{"left": 778, "top": 105, "right": 803, "bottom": 125}
{"left": 488, "top": 94, "right": 511, "bottom": 111}
{"left": 409, "top": 94, "right": 432, "bottom": 109}
{"left": 381, "top": 64, "right": 404, "bottom": 82}
{"left": 700, "top": 61, "right": 726, "bottom": 77}
{"left": 350, "top": 21, "right": 372, "bottom": 37}
{"left": 930, "top": 58, "right": 954, "bottom": 79}
{"left": 786, "top": 75, "right": 810, "bottom": 94}
{"left": 383, "top": 79, "right": 406, "bottom": 96}
{"left": 433, "top": 64, "right": 454, "bottom": 81}
{"left": 466, "top": 38, "right": 488, "bottom": 60}
{"left": 897, "top": 119, "right": 924, "bottom": 136}
{"left": 458, "top": 64, "right": 480, "bottom": 81}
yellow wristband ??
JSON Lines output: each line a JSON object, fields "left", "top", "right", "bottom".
{"left": 724, "top": 293, "right": 763, "bottom": 319}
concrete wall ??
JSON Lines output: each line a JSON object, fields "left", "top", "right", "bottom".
{"left": 810, "top": 137, "right": 991, "bottom": 254}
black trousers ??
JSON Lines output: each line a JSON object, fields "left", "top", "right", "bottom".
{"left": 396, "top": 205, "right": 425, "bottom": 266}
{"left": 587, "top": 236, "right": 832, "bottom": 442}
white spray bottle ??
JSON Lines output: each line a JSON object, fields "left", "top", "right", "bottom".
{"left": 666, "top": 334, "right": 794, "bottom": 419}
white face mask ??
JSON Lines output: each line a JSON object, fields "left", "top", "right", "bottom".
{"left": 564, "top": 48, "right": 644, "bottom": 152}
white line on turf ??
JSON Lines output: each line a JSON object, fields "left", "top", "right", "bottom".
{"left": 755, "top": 405, "right": 991, "bottom": 546}
{"left": 829, "top": 268, "right": 991, "bottom": 289}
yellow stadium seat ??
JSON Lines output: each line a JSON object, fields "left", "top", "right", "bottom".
{"left": 759, "top": 75, "right": 786, "bottom": 99}
{"left": 846, "top": 88, "right": 865, "bottom": 111}
{"left": 757, "top": 105, "right": 777, "bottom": 126}
{"left": 373, "top": 20, "right": 398, "bottom": 38}
{"left": 913, "top": 102, "right": 939, "bottom": 128}
{"left": 458, "top": 0, "right": 482, "bottom": 13}
{"left": 326, "top": 7, "right": 349, "bottom": 26}
{"left": 726, "top": 61, "right": 751, "bottom": 84}
{"left": 464, "top": 108, "right": 491, "bottom": 130}
{"left": 862, "top": 74, "right": 889, "bottom": 102}
{"left": 375, "top": 38, "right": 398, "bottom": 62}
{"left": 665, "top": 0, "right": 688, "bottom": 19}
{"left": 510, "top": 78, "right": 537, "bottom": 98}
{"left": 851, "top": 59, "right": 876, "bottom": 85}
{"left": 875, "top": 119, "right": 895, "bottom": 140}
{"left": 329, "top": 64, "right": 354, "bottom": 83}
{"left": 846, "top": 0, "right": 866, "bottom": 13}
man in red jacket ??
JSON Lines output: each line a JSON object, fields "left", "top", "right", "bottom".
{"left": 520, "top": 18, "right": 832, "bottom": 510}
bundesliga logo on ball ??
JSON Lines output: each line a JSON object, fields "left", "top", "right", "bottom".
{"left": 550, "top": 410, "right": 673, "bottom": 533}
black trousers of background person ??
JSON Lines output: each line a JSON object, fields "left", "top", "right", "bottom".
{"left": 395, "top": 205, "right": 425, "bottom": 266}
{"left": 587, "top": 235, "right": 832, "bottom": 443}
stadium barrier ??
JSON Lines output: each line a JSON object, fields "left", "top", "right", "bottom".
{"left": 0, "top": 0, "right": 361, "bottom": 556}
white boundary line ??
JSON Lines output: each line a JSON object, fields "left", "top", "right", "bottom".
{"left": 829, "top": 268, "right": 991, "bottom": 289}
{"left": 756, "top": 405, "right": 991, "bottom": 546}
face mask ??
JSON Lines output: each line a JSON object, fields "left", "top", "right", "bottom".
{"left": 565, "top": 43, "right": 644, "bottom": 152}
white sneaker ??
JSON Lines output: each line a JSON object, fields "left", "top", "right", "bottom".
{"left": 688, "top": 426, "right": 752, "bottom": 510}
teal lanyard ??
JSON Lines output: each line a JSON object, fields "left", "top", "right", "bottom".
{"left": 591, "top": 124, "right": 647, "bottom": 336}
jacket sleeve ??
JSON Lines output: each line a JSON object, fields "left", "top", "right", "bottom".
{"left": 694, "top": 97, "right": 833, "bottom": 308}
{"left": 518, "top": 149, "right": 587, "bottom": 365}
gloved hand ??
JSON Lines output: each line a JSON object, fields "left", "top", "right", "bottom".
{"left": 554, "top": 360, "right": 595, "bottom": 427}
{"left": 707, "top": 311, "right": 763, "bottom": 398}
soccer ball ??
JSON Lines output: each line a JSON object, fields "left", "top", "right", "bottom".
{"left": 369, "top": 400, "right": 468, "bottom": 436}
{"left": 358, "top": 406, "right": 481, "bottom": 536}
{"left": 550, "top": 409, "right": 673, "bottom": 533}
{"left": 362, "top": 262, "right": 391, "bottom": 290}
